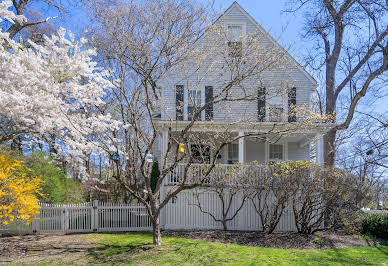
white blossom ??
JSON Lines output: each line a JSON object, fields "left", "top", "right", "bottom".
{"left": 0, "top": 1, "right": 119, "bottom": 176}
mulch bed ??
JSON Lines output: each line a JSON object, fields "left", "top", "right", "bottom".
{"left": 162, "top": 230, "right": 383, "bottom": 249}
{"left": 0, "top": 233, "right": 95, "bottom": 264}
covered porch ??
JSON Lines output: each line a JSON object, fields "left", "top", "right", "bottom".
{"left": 156, "top": 121, "right": 329, "bottom": 185}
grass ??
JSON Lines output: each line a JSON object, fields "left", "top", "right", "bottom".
{"left": 83, "top": 232, "right": 388, "bottom": 265}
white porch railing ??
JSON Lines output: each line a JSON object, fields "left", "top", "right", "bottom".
{"left": 165, "top": 163, "right": 268, "bottom": 185}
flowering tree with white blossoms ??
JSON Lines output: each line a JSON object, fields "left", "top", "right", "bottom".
{"left": 0, "top": 1, "right": 116, "bottom": 175}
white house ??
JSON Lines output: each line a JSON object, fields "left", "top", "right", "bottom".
{"left": 154, "top": 2, "right": 331, "bottom": 230}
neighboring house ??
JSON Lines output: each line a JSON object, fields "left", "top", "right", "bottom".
{"left": 153, "top": 2, "right": 331, "bottom": 230}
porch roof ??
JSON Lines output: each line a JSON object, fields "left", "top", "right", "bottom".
{"left": 154, "top": 120, "right": 335, "bottom": 134}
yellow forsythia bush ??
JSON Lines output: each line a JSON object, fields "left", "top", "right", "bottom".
{"left": 0, "top": 153, "right": 43, "bottom": 225}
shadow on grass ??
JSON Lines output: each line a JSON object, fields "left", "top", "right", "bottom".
{"left": 87, "top": 243, "right": 148, "bottom": 264}
{"left": 84, "top": 232, "right": 388, "bottom": 265}
{"left": 310, "top": 246, "right": 388, "bottom": 265}
{"left": 85, "top": 232, "right": 180, "bottom": 264}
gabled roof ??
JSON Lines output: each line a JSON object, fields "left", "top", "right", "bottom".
{"left": 160, "top": 1, "right": 317, "bottom": 89}
{"left": 216, "top": 1, "right": 317, "bottom": 88}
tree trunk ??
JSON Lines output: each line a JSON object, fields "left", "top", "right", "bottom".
{"left": 324, "top": 129, "right": 336, "bottom": 167}
{"left": 325, "top": 82, "right": 337, "bottom": 167}
{"left": 222, "top": 220, "right": 227, "bottom": 231}
{"left": 152, "top": 217, "right": 162, "bottom": 246}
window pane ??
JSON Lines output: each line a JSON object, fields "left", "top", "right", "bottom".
{"left": 268, "top": 106, "right": 283, "bottom": 122}
{"left": 269, "top": 144, "right": 283, "bottom": 160}
{"left": 188, "top": 90, "right": 201, "bottom": 120}
{"left": 189, "top": 90, "right": 201, "bottom": 107}
{"left": 228, "top": 25, "right": 242, "bottom": 41}
{"left": 228, "top": 143, "right": 238, "bottom": 163}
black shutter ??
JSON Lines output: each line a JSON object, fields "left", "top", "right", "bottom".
{"left": 176, "top": 85, "right": 184, "bottom": 121}
{"left": 288, "top": 87, "right": 297, "bottom": 122}
{"left": 205, "top": 86, "right": 213, "bottom": 121}
{"left": 257, "top": 87, "right": 266, "bottom": 122}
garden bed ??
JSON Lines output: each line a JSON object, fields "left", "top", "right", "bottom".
{"left": 162, "top": 230, "right": 381, "bottom": 249}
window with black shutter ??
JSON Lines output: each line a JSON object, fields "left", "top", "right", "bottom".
{"left": 205, "top": 86, "right": 213, "bottom": 121}
{"left": 176, "top": 85, "right": 184, "bottom": 121}
{"left": 257, "top": 87, "right": 266, "bottom": 122}
{"left": 188, "top": 90, "right": 201, "bottom": 121}
{"left": 288, "top": 87, "right": 296, "bottom": 122}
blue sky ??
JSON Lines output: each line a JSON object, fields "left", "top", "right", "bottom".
{"left": 214, "top": 1, "right": 304, "bottom": 49}
{"left": 44, "top": 0, "right": 307, "bottom": 61}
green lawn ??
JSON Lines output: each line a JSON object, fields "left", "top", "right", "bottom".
{"left": 84, "top": 232, "right": 388, "bottom": 265}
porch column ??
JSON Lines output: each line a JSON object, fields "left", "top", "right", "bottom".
{"left": 160, "top": 128, "right": 169, "bottom": 230}
{"left": 238, "top": 131, "right": 245, "bottom": 163}
{"left": 316, "top": 134, "right": 324, "bottom": 165}
{"left": 161, "top": 128, "right": 169, "bottom": 167}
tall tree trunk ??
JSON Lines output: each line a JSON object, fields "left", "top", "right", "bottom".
{"left": 325, "top": 67, "right": 337, "bottom": 167}
{"left": 324, "top": 129, "right": 336, "bottom": 166}
{"left": 152, "top": 217, "right": 162, "bottom": 246}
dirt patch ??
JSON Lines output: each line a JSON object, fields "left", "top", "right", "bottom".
{"left": 0, "top": 233, "right": 96, "bottom": 264}
{"left": 162, "top": 230, "right": 382, "bottom": 249}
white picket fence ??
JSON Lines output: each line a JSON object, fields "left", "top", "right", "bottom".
{"left": 1, "top": 191, "right": 307, "bottom": 234}
{"left": 0, "top": 201, "right": 152, "bottom": 234}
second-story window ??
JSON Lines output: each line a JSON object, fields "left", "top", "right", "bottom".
{"left": 267, "top": 93, "right": 284, "bottom": 122}
{"left": 268, "top": 105, "right": 283, "bottom": 122}
{"left": 188, "top": 90, "right": 201, "bottom": 121}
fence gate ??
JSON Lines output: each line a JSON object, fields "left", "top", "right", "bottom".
{"left": 0, "top": 201, "right": 152, "bottom": 234}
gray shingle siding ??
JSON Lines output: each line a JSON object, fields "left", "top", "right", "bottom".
{"left": 160, "top": 4, "right": 314, "bottom": 123}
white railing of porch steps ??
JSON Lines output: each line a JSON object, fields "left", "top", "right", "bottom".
{"left": 0, "top": 201, "right": 152, "bottom": 234}
{"left": 165, "top": 163, "right": 268, "bottom": 185}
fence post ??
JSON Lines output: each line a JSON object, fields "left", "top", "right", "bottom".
{"left": 32, "top": 216, "right": 39, "bottom": 233}
{"left": 63, "top": 206, "right": 69, "bottom": 233}
{"left": 92, "top": 200, "right": 99, "bottom": 232}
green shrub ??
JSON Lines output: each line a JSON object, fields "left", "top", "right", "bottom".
{"left": 361, "top": 212, "right": 388, "bottom": 239}
{"left": 342, "top": 210, "right": 364, "bottom": 235}
{"left": 150, "top": 160, "right": 160, "bottom": 193}
{"left": 6, "top": 151, "right": 86, "bottom": 204}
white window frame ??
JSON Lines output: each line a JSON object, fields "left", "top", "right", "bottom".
{"left": 186, "top": 88, "right": 203, "bottom": 121}
{"left": 227, "top": 143, "right": 239, "bottom": 164}
{"left": 265, "top": 141, "right": 288, "bottom": 162}
{"left": 265, "top": 89, "right": 287, "bottom": 122}
{"left": 225, "top": 22, "right": 247, "bottom": 42}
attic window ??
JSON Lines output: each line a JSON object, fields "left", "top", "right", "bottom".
{"left": 227, "top": 25, "right": 243, "bottom": 41}
{"left": 227, "top": 24, "right": 244, "bottom": 57}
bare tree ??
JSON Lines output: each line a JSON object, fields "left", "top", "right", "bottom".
{"left": 285, "top": 0, "right": 388, "bottom": 166}
{"left": 192, "top": 164, "right": 251, "bottom": 231}
{"left": 249, "top": 162, "right": 293, "bottom": 234}
{"left": 338, "top": 111, "right": 388, "bottom": 209}
{"left": 1, "top": 0, "right": 76, "bottom": 40}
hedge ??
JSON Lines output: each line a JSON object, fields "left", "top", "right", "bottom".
{"left": 361, "top": 212, "right": 388, "bottom": 239}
